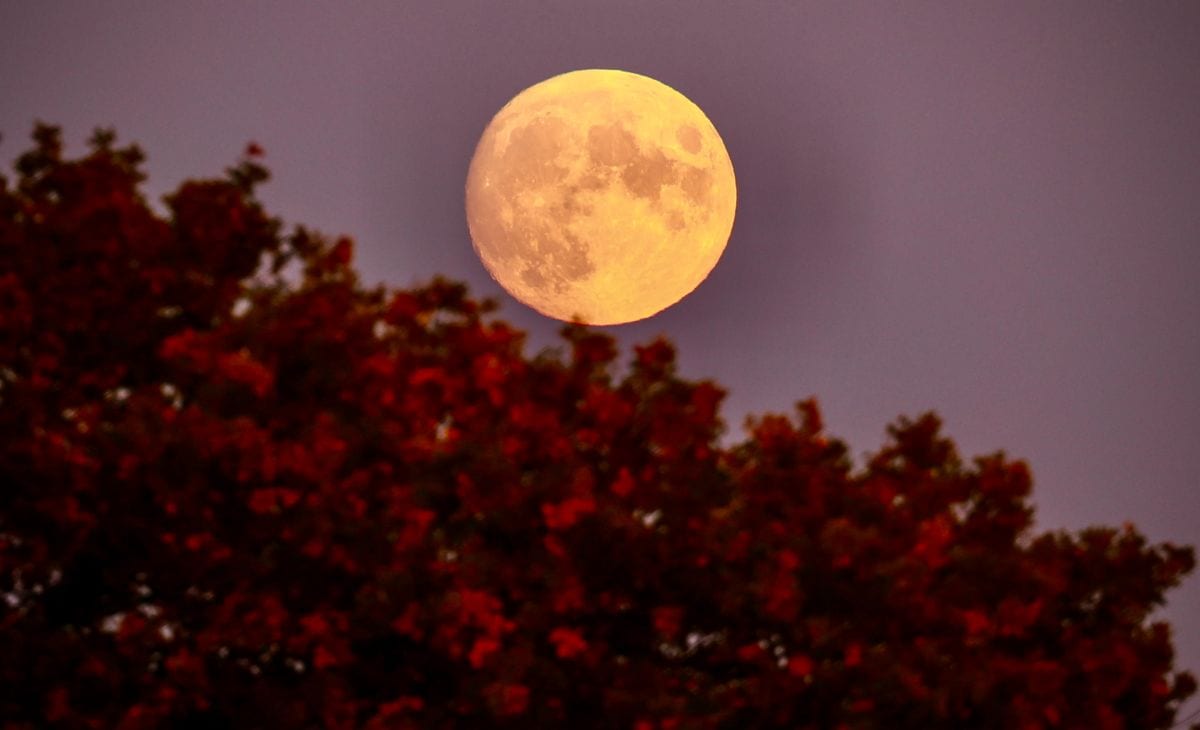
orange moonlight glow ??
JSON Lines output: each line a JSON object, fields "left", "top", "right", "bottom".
{"left": 465, "top": 69, "right": 737, "bottom": 325}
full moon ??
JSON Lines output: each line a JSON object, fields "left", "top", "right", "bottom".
{"left": 465, "top": 69, "right": 736, "bottom": 325}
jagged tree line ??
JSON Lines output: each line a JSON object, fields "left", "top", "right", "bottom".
{"left": 0, "top": 125, "right": 1195, "bottom": 728}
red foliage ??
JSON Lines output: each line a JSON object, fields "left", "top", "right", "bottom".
{"left": 0, "top": 124, "right": 1197, "bottom": 728}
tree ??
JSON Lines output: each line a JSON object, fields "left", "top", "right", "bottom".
{"left": 0, "top": 124, "right": 1195, "bottom": 729}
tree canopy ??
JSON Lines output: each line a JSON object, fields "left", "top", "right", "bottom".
{"left": 0, "top": 125, "right": 1195, "bottom": 728}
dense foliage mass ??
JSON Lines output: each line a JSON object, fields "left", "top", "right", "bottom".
{"left": 0, "top": 125, "right": 1196, "bottom": 728}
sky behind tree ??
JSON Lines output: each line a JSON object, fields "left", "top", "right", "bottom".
{"left": 2, "top": 0, "right": 1197, "bottom": 702}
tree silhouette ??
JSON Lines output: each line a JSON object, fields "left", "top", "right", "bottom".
{"left": 0, "top": 125, "right": 1195, "bottom": 728}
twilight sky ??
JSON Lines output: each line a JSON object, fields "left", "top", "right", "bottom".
{"left": 3, "top": 0, "right": 1198, "bottom": 695}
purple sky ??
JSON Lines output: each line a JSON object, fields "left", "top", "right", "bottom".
{"left": 3, "top": 0, "right": 1198, "bottom": 697}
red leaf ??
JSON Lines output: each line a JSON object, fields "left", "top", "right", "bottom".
{"left": 788, "top": 654, "right": 815, "bottom": 678}
{"left": 313, "top": 645, "right": 339, "bottom": 670}
{"left": 330, "top": 237, "right": 353, "bottom": 266}
{"left": 469, "top": 636, "right": 501, "bottom": 668}
{"left": 611, "top": 467, "right": 636, "bottom": 498}
{"left": 653, "top": 606, "right": 683, "bottom": 638}
{"left": 486, "top": 683, "right": 529, "bottom": 717}
{"left": 542, "top": 496, "right": 596, "bottom": 530}
{"left": 844, "top": 643, "right": 863, "bottom": 668}
{"left": 549, "top": 627, "right": 588, "bottom": 659}
{"left": 737, "top": 643, "right": 764, "bottom": 662}
{"left": 247, "top": 487, "right": 301, "bottom": 514}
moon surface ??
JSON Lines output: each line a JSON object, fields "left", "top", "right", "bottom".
{"left": 465, "top": 69, "right": 736, "bottom": 325}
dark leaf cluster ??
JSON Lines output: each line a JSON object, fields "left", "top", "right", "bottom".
{"left": 0, "top": 125, "right": 1195, "bottom": 728}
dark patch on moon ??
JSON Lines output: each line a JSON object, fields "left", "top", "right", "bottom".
{"left": 676, "top": 125, "right": 702, "bottom": 154}
{"left": 513, "top": 229, "right": 595, "bottom": 296}
{"left": 536, "top": 230, "right": 593, "bottom": 291}
{"left": 502, "top": 116, "right": 572, "bottom": 186}
{"left": 520, "top": 263, "right": 547, "bottom": 289}
{"left": 622, "top": 147, "right": 676, "bottom": 202}
{"left": 554, "top": 189, "right": 592, "bottom": 218}
{"left": 576, "top": 169, "right": 608, "bottom": 190}
{"left": 588, "top": 123, "right": 639, "bottom": 166}
{"left": 680, "top": 166, "right": 712, "bottom": 205}
{"left": 585, "top": 122, "right": 712, "bottom": 207}
{"left": 477, "top": 112, "right": 721, "bottom": 307}
{"left": 470, "top": 115, "right": 602, "bottom": 295}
